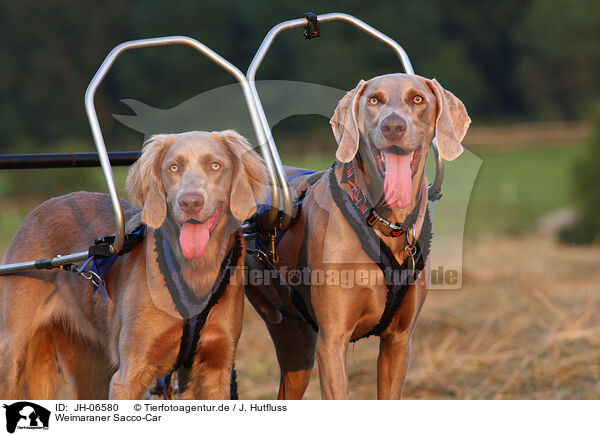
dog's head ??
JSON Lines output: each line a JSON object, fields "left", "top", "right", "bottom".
{"left": 330, "top": 73, "right": 470, "bottom": 210}
{"left": 127, "top": 130, "right": 267, "bottom": 259}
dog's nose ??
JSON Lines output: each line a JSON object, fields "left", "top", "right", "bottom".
{"left": 381, "top": 115, "right": 407, "bottom": 139}
{"left": 178, "top": 193, "right": 204, "bottom": 214}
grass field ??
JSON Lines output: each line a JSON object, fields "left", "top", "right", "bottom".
{"left": 1, "top": 139, "right": 598, "bottom": 399}
{"left": 281, "top": 141, "right": 587, "bottom": 235}
{"left": 466, "top": 143, "right": 585, "bottom": 234}
{"left": 0, "top": 140, "right": 587, "bottom": 249}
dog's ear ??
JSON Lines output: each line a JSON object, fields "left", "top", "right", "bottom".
{"left": 424, "top": 77, "right": 471, "bottom": 161}
{"left": 126, "top": 134, "right": 175, "bottom": 228}
{"left": 215, "top": 130, "right": 269, "bottom": 223}
{"left": 330, "top": 80, "right": 368, "bottom": 163}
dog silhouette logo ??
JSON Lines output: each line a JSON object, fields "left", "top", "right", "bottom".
{"left": 3, "top": 402, "right": 50, "bottom": 433}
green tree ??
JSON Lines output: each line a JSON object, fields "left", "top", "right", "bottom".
{"left": 559, "top": 102, "right": 600, "bottom": 243}
{"left": 514, "top": 0, "right": 600, "bottom": 119}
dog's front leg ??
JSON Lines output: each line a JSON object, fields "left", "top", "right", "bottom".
{"left": 110, "top": 353, "right": 178, "bottom": 400}
{"left": 376, "top": 332, "right": 412, "bottom": 399}
{"left": 109, "top": 321, "right": 182, "bottom": 400}
{"left": 181, "top": 287, "right": 243, "bottom": 400}
{"left": 377, "top": 263, "right": 430, "bottom": 399}
{"left": 316, "top": 330, "right": 351, "bottom": 399}
{"left": 181, "top": 327, "right": 238, "bottom": 400}
{"left": 316, "top": 332, "right": 350, "bottom": 399}
{"left": 109, "top": 369, "right": 160, "bottom": 400}
{"left": 312, "top": 282, "right": 356, "bottom": 400}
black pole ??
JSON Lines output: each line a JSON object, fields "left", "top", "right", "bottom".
{"left": 0, "top": 152, "right": 141, "bottom": 169}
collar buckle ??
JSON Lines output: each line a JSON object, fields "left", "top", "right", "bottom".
{"left": 342, "top": 161, "right": 408, "bottom": 238}
{"left": 369, "top": 208, "right": 407, "bottom": 237}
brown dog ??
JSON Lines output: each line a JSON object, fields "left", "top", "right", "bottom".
{"left": 0, "top": 130, "right": 267, "bottom": 400}
{"left": 246, "top": 73, "right": 470, "bottom": 399}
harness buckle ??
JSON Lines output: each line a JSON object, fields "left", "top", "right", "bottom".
{"left": 269, "top": 230, "right": 280, "bottom": 264}
{"left": 369, "top": 208, "right": 407, "bottom": 237}
{"left": 404, "top": 226, "right": 417, "bottom": 275}
{"left": 366, "top": 210, "right": 377, "bottom": 226}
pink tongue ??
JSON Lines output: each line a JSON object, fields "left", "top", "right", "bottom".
{"left": 383, "top": 153, "right": 412, "bottom": 209}
{"left": 179, "top": 222, "right": 210, "bottom": 259}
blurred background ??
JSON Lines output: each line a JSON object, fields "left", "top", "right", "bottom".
{"left": 1, "top": 0, "right": 599, "bottom": 398}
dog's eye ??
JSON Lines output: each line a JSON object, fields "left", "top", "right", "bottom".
{"left": 169, "top": 164, "right": 179, "bottom": 172}
{"left": 368, "top": 96, "right": 379, "bottom": 105}
{"left": 413, "top": 95, "right": 424, "bottom": 104}
{"left": 211, "top": 162, "right": 222, "bottom": 171}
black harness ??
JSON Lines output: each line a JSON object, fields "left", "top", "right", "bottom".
{"left": 78, "top": 223, "right": 242, "bottom": 398}
{"left": 77, "top": 224, "right": 146, "bottom": 302}
{"left": 330, "top": 161, "right": 432, "bottom": 340}
{"left": 154, "top": 227, "right": 243, "bottom": 396}
{"left": 258, "top": 161, "right": 432, "bottom": 340}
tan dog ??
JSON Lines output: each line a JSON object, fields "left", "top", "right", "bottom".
{"left": 246, "top": 73, "right": 470, "bottom": 399}
{"left": 0, "top": 130, "right": 267, "bottom": 400}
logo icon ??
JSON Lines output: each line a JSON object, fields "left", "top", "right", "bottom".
{"left": 3, "top": 402, "right": 50, "bottom": 434}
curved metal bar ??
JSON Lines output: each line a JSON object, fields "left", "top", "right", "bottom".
{"left": 247, "top": 12, "right": 445, "bottom": 224}
{"left": 85, "top": 36, "right": 281, "bottom": 251}
{"left": 428, "top": 138, "right": 445, "bottom": 201}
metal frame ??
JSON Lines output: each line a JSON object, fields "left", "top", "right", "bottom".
{"left": 0, "top": 152, "right": 140, "bottom": 169}
{"left": 85, "top": 36, "right": 282, "bottom": 253}
{"left": 0, "top": 36, "right": 285, "bottom": 274}
{"left": 247, "top": 12, "right": 445, "bottom": 208}
{"left": 0, "top": 13, "right": 446, "bottom": 275}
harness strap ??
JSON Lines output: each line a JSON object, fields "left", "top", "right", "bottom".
{"left": 77, "top": 224, "right": 146, "bottom": 303}
{"left": 330, "top": 164, "right": 432, "bottom": 340}
{"left": 77, "top": 223, "right": 242, "bottom": 398}
{"left": 252, "top": 162, "right": 431, "bottom": 338}
{"left": 154, "top": 229, "right": 243, "bottom": 397}
{"left": 248, "top": 248, "right": 305, "bottom": 321}
{"left": 254, "top": 169, "right": 319, "bottom": 263}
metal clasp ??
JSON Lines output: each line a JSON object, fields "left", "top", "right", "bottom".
{"left": 404, "top": 226, "right": 417, "bottom": 275}
{"left": 269, "top": 229, "right": 280, "bottom": 264}
{"left": 303, "top": 12, "right": 320, "bottom": 39}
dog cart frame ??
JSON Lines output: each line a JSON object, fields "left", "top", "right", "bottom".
{"left": 0, "top": 12, "right": 444, "bottom": 276}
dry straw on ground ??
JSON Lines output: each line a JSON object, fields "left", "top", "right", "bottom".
{"left": 236, "top": 233, "right": 600, "bottom": 399}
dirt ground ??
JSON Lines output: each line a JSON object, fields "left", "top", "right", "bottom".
{"left": 235, "top": 233, "right": 600, "bottom": 399}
